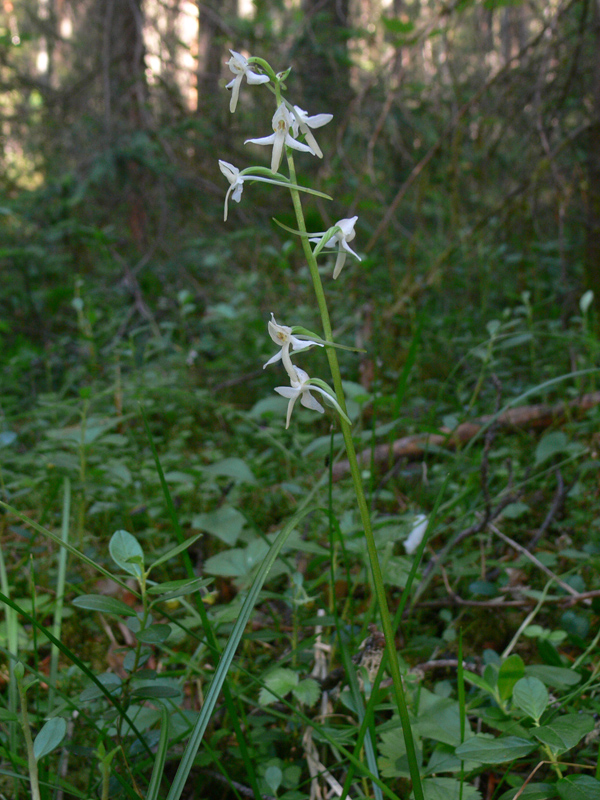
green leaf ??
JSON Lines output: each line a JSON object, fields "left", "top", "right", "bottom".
{"left": 147, "top": 576, "right": 211, "bottom": 599}
{"left": 512, "top": 677, "right": 548, "bottom": 721}
{"left": 259, "top": 668, "right": 298, "bottom": 706}
{"left": 264, "top": 766, "right": 282, "bottom": 794}
{"left": 33, "top": 717, "right": 67, "bottom": 761}
{"left": 525, "top": 665, "right": 580, "bottom": 689}
{"left": 109, "top": 530, "right": 144, "bottom": 578}
{"left": 191, "top": 506, "right": 245, "bottom": 545}
{"left": 0, "top": 708, "right": 19, "bottom": 722}
{"left": 72, "top": 594, "right": 137, "bottom": 617}
{"left": 498, "top": 654, "right": 525, "bottom": 701}
{"left": 533, "top": 714, "right": 594, "bottom": 755}
{"left": 463, "top": 670, "right": 494, "bottom": 694}
{"left": 421, "top": 777, "right": 482, "bottom": 800}
{"left": 132, "top": 684, "right": 181, "bottom": 698}
{"left": 455, "top": 735, "right": 535, "bottom": 764}
{"left": 148, "top": 533, "right": 203, "bottom": 571}
{"left": 498, "top": 783, "right": 556, "bottom": 800}
{"left": 535, "top": 432, "right": 569, "bottom": 466}
{"left": 203, "top": 458, "right": 256, "bottom": 484}
{"left": 557, "top": 775, "right": 600, "bottom": 800}
{"left": 414, "top": 696, "right": 467, "bottom": 747}
{"left": 135, "top": 624, "right": 171, "bottom": 644}
{"left": 292, "top": 678, "right": 321, "bottom": 707}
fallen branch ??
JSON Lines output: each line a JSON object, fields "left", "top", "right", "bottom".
{"left": 332, "top": 391, "right": 600, "bottom": 482}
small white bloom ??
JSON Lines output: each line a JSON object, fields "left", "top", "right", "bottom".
{"left": 404, "top": 514, "right": 428, "bottom": 555}
{"left": 309, "top": 216, "right": 361, "bottom": 279}
{"left": 218, "top": 160, "right": 245, "bottom": 221}
{"left": 275, "top": 365, "right": 335, "bottom": 429}
{"left": 226, "top": 50, "right": 270, "bottom": 113}
{"left": 245, "top": 103, "right": 315, "bottom": 173}
{"left": 264, "top": 313, "right": 323, "bottom": 370}
{"left": 292, "top": 106, "right": 333, "bottom": 158}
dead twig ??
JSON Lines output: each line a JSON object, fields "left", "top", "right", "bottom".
{"left": 331, "top": 391, "right": 600, "bottom": 482}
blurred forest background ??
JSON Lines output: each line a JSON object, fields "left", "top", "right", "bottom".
{"left": 2, "top": 0, "right": 599, "bottom": 403}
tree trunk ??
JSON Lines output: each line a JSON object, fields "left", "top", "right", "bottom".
{"left": 585, "top": 0, "right": 600, "bottom": 325}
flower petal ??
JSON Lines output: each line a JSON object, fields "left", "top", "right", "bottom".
{"left": 246, "top": 72, "right": 270, "bottom": 85}
{"left": 300, "top": 391, "right": 324, "bottom": 414}
{"left": 245, "top": 134, "right": 277, "bottom": 146}
{"left": 333, "top": 250, "right": 347, "bottom": 279}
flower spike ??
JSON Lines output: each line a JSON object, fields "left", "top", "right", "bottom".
{"left": 245, "top": 103, "right": 316, "bottom": 173}
{"left": 226, "top": 50, "right": 269, "bottom": 113}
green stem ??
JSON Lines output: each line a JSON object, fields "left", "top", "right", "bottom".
{"left": 286, "top": 151, "right": 424, "bottom": 800}
{"left": 17, "top": 674, "right": 41, "bottom": 800}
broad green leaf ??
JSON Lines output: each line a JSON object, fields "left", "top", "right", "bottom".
{"left": 148, "top": 533, "right": 203, "bottom": 571}
{"left": 512, "top": 677, "right": 548, "bottom": 721}
{"left": 33, "top": 717, "right": 67, "bottom": 761}
{"left": 292, "top": 678, "right": 321, "bottom": 707}
{"left": 455, "top": 735, "right": 535, "bottom": 764}
{"left": 109, "top": 530, "right": 144, "bottom": 578}
{"left": 463, "top": 670, "right": 494, "bottom": 694}
{"left": 525, "top": 665, "right": 580, "bottom": 690}
{"left": 264, "top": 766, "right": 282, "bottom": 794}
{"left": 203, "top": 457, "right": 256, "bottom": 484}
{"left": 135, "top": 623, "right": 171, "bottom": 644}
{"left": 533, "top": 714, "right": 594, "bottom": 755}
{"left": 72, "top": 594, "right": 136, "bottom": 617}
{"left": 191, "top": 506, "right": 245, "bottom": 545}
{"left": 557, "top": 775, "right": 600, "bottom": 800}
{"left": 498, "top": 654, "right": 525, "bottom": 701}
{"left": 132, "top": 684, "right": 181, "bottom": 699}
{"left": 414, "top": 696, "right": 467, "bottom": 747}
{"left": 421, "top": 777, "right": 482, "bottom": 800}
{"left": 378, "top": 725, "right": 423, "bottom": 779}
{"left": 259, "top": 668, "right": 298, "bottom": 706}
{"left": 498, "top": 783, "right": 556, "bottom": 800}
{"left": 535, "top": 432, "right": 569, "bottom": 466}
{"left": 80, "top": 673, "right": 122, "bottom": 702}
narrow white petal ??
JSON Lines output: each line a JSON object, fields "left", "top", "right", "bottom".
{"left": 285, "top": 134, "right": 316, "bottom": 155}
{"left": 245, "top": 133, "right": 277, "bottom": 146}
{"left": 303, "top": 129, "right": 323, "bottom": 158}
{"left": 271, "top": 131, "right": 286, "bottom": 172}
{"left": 340, "top": 240, "right": 361, "bottom": 261}
{"left": 263, "top": 351, "right": 283, "bottom": 369}
{"left": 333, "top": 250, "right": 347, "bottom": 279}
{"left": 229, "top": 74, "right": 243, "bottom": 113}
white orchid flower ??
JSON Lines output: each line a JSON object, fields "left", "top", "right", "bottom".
{"left": 275, "top": 366, "right": 337, "bottom": 429}
{"left": 292, "top": 106, "right": 333, "bottom": 159}
{"left": 263, "top": 313, "right": 323, "bottom": 370}
{"left": 309, "top": 216, "right": 361, "bottom": 279}
{"left": 218, "top": 161, "right": 245, "bottom": 221}
{"left": 226, "top": 50, "right": 270, "bottom": 113}
{"left": 245, "top": 103, "right": 315, "bottom": 173}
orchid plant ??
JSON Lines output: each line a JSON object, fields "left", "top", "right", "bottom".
{"left": 215, "top": 49, "right": 423, "bottom": 800}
